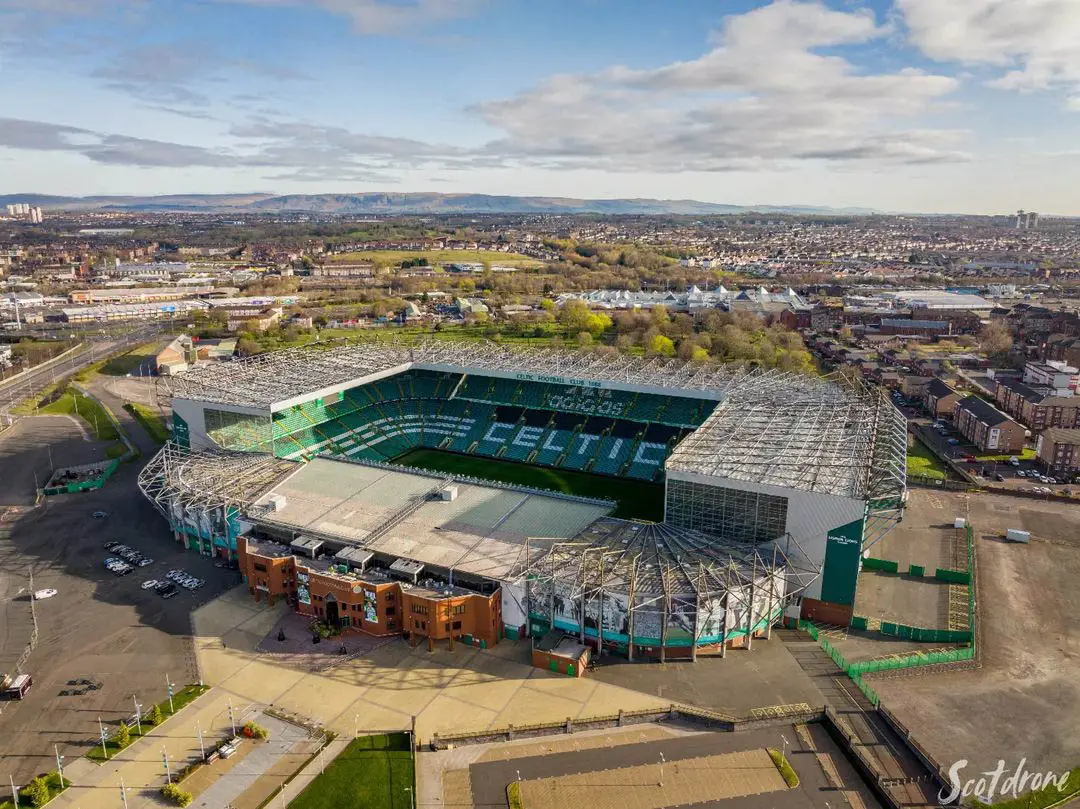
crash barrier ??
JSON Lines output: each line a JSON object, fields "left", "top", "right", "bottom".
{"left": 428, "top": 703, "right": 824, "bottom": 749}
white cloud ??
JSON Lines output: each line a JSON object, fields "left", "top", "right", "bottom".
{"left": 898, "top": 0, "right": 1080, "bottom": 96}
{"left": 478, "top": 0, "right": 963, "bottom": 172}
{"left": 219, "top": 0, "right": 484, "bottom": 35}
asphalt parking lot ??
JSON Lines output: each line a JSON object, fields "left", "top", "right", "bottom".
{"left": 0, "top": 416, "right": 113, "bottom": 506}
{"left": 0, "top": 446, "right": 242, "bottom": 783}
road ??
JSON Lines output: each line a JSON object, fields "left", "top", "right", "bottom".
{"left": 0, "top": 325, "right": 166, "bottom": 417}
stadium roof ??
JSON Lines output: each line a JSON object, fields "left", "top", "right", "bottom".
{"left": 528, "top": 518, "right": 819, "bottom": 603}
{"left": 160, "top": 340, "right": 784, "bottom": 411}
{"left": 665, "top": 375, "right": 908, "bottom": 502}
{"left": 138, "top": 442, "right": 299, "bottom": 517}
{"left": 159, "top": 340, "right": 905, "bottom": 502}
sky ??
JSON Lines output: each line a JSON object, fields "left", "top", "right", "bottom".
{"left": 2, "top": 0, "right": 1080, "bottom": 213}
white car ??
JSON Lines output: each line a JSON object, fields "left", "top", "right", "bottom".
{"left": 141, "top": 579, "right": 160, "bottom": 590}
{"left": 33, "top": 589, "right": 57, "bottom": 600}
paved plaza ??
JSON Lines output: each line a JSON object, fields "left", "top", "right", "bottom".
{"left": 519, "top": 750, "right": 784, "bottom": 809}
{"left": 191, "top": 586, "right": 671, "bottom": 744}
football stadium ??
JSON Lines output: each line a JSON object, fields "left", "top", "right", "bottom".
{"left": 138, "top": 341, "right": 908, "bottom": 658}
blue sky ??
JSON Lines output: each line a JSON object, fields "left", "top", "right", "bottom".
{"left": 2, "top": 0, "right": 1080, "bottom": 213}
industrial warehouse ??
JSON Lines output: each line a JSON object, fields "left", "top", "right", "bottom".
{"left": 138, "top": 340, "right": 908, "bottom": 658}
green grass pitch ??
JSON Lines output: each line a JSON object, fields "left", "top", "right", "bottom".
{"left": 393, "top": 448, "right": 665, "bottom": 521}
{"left": 289, "top": 733, "right": 414, "bottom": 809}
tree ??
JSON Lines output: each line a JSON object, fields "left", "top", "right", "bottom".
{"left": 690, "top": 346, "right": 710, "bottom": 363}
{"left": 115, "top": 722, "right": 131, "bottom": 747}
{"left": 25, "top": 777, "right": 50, "bottom": 808}
{"left": 647, "top": 334, "right": 676, "bottom": 357}
{"left": 147, "top": 704, "right": 164, "bottom": 726}
{"left": 979, "top": 321, "right": 1013, "bottom": 356}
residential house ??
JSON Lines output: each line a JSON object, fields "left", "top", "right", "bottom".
{"left": 924, "top": 378, "right": 961, "bottom": 419}
{"left": 953, "top": 396, "right": 1026, "bottom": 453}
{"left": 1034, "top": 428, "right": 1080, "bottom": 475}
{"left": 993, "top": 378, "right": 1080, "bottom": 430}
{"left": 901, "top": 375, "right": 933, "bottom": 398}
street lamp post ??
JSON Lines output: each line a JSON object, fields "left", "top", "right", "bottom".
{"left": 162, "top": 746, "right": 172, "bottom": 784}
{"left": 98, "top": 716, "right": 109, "bottom": 760}
{"left": 228, "top": 698, "right": 236, "bottom": 736}
{"left": 197, "top": 721, "right": 206, "bottom": 761}
{"left": 658, "top": 752, "right": 665, "bottom": 787}
{"left": 54, "top": 745, "right": 64, "bottom": 789}
{"left": 405, "top": 786, "right": 414, "bottom": 809}
{"left": 132, "top": 695, "right": 142, "bottom": 735}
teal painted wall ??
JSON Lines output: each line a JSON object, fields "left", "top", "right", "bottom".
{"left": 172, "top": 412, "right": 190, "bottom": 449}
{"left": 819, "top": 517, "right": 864, "bottom": 606}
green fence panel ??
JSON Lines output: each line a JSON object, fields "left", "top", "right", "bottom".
{"left": 908, "top": 564, "right": 925, "bottom": 577}
{"left": 881, "top": 621, "right": 898, "bottom": 636}
{"left": 862, "top": 558, "right": 900, "bottom": 573}
{"left": 850, "top": 616, "right": 868, "bottom": 631}
{"left": 934, "top": 568, "right": 971, "bottom": 584}
{"left": 897, "top": 624, "right": 912, "bottom": 640}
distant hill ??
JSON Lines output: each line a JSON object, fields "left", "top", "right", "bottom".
{"left": 0, "top": 192, "right": 880, "bottom": 216}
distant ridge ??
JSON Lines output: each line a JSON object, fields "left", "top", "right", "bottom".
{"left": 0, "top": 192, "right": 881, "bottom": 216}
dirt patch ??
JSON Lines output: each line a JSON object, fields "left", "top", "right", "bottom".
{"left": 874, "top": 492, "right": 1080, "bottom": 775}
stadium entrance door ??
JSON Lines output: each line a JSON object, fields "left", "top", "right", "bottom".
{"left": 325, "top": 594, "right": 340, "bottom": 629}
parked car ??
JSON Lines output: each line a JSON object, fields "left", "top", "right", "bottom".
{"left": 1018, "top": 470, "right": 1027, "bottom": 477}
{"left": 946, "top": 438, "right": 960, "bottom": 445}
{"left": 141, "top": 579, "right": 160, "bottom": 590}
{"left": 995, "top": 473, "right": 1006, "bottom": 482}
{"left": 156, "top": 583, "right": 178, "bottom": 599}
{"left": 92, "top": 512, "right": 108, "bottom": 519}
{"left": 1008, "top": 457, "right": 1021, "bottom": 467}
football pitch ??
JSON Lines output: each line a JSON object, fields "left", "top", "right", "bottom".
{"left": 393, "top": 448, "right": 665, "bottom": 521}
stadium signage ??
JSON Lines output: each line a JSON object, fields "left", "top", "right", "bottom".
{"left": 514, "top": 372, "right": 602, "bottom": 388}
{"left": 827, "top": 534, "right": 859, "bottom": 546}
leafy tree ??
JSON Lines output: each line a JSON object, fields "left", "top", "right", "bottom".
{"left": 115, "top": 722, "right": 131, "bottom": 747}
{"left": 147, "top": 704, "right": 164, "bottom": 726}
{"left": 690, "top": 346, "right": 710, "bottom": 363}
{"left": 978, "top": 321, "right": 1013, "bottom": 356}
{"left": 25, "top": 777, "right": 51, "bottom": 808}
{"left": 647, "top": 334, "right": 675, "bottom": 357}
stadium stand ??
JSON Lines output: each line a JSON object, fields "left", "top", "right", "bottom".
{"left": 266, "top": 370, "right": 716, "bottom": 478}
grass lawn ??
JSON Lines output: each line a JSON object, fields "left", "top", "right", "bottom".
{"left": 394, "top": 448, "right": 665, "bottom": 521}
{"left": 87, "top": 684, "right": 208, "bottom": 762}
{"left": 40, "top": 390, "right": 119, "bottom": 441}
{"left": 327, "top": 249, "right": 543, "bottom": 269}
{"left": 290, "top": 733, "right": 413, "bottom": 809}
{"left": 975, "top": 447, "right": 1036, "bottom": 462}
{"left": 74, "top": 341, "right": 161, "bottom": 381}
{"left": 907, "top": 438, "right": 948, "bottom": 481}
{"left": 124, "top": 402, "right": 170, "bottom": 443}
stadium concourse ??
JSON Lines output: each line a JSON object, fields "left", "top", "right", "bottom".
{"left": 139, "top": 340, "right": 908, "bottom": 659}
